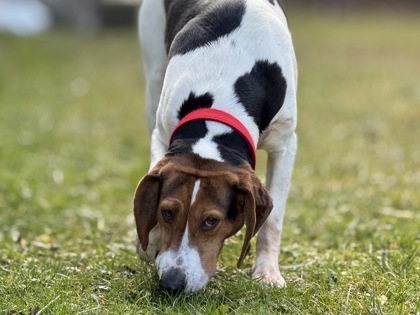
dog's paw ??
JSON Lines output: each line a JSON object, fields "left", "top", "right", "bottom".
{"left": 252, "top": 264, "right": 286, "bottom": 288}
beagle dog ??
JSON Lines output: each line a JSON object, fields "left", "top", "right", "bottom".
{"left": 134, "top": 0, "right": 297, "bottom": 293}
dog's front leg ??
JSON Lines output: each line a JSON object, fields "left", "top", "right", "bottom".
{"left": 253, "top": 132, "right": 297, "bottom": 287}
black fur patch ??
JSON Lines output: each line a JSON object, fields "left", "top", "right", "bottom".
{"left": 168, "top": 121, "right": 208, "bottom": 155}
{"left": 234, "top": 60, "right": 287, "bottom": 133}
{"left": 213, "top": 131, "right": 252, "bottom": 166}
{"left": 164, "top": 0, "right": 201, "bottom": 54}
{"left": 165, "top": 0, "right": 246, "bottom": 57}
{"left": 177, "top": 92, "right": 214, "bottom": 120}
{"left": 226, "top": 186, "right": 240, "bottom": 221}
{"left": 268, "top": 0, "right": 274, "bottom": 4}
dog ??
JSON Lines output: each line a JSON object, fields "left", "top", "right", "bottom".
{"left": 134, "top": 0, "right": 297, "bottom": 293}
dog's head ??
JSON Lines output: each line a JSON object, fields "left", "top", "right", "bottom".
{"left": 133, "top": 154, "right": 272, "bottom": 293}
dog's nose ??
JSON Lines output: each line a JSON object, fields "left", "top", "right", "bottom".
{"left": 159, "top": 269, "right": 187, "bottom": 294}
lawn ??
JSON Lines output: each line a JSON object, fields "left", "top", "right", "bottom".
{"left": 0, "top": 11, "right": 419, "bottom": 315}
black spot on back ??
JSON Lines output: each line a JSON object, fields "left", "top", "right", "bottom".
{"left": 165, "top": 0, "right": 246, "bottom": 57}
{"left": 177, "top": 92, "right": 214, "bottom": 120}
{"left": 164, "top": 0, "right": 201, "bottom": 54}
{"left": 234, "top": 60, "right": 287, "bottom": 133}
{"left": 268, "top": 0, "right": 274, "bottom": 4}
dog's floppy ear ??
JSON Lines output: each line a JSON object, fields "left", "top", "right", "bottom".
{"left": 133, "top": 161, "right": 167, "bottom": 251}
{"left": 237, "top": 174, "right": 273, "bottom": 268}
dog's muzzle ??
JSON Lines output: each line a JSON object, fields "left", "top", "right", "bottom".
{"left": 159, "top": 268, "right": 187, "bottom": 294}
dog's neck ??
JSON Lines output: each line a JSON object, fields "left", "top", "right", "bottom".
{"left": 168, "top": 120, "right": 253, "bottom": 167}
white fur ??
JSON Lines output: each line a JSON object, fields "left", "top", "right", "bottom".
{"left": 191, "top": 179, "right": 201, "bottom": 205}
{"left": 193, "top": 139, "right": 224, "bottom": 162}
{"left": 192, "top": 121, "right": 232, "bottom": 162}
{"left": 155, "top": 224, "right": 209, "bottom": 293}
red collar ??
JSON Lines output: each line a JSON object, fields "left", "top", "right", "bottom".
{"left": 169, "top": 108, "right": 256, "bottom": 169}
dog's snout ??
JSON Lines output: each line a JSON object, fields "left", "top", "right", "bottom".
{"left": 159, "top": 269, "right": 187, "bottom": 294}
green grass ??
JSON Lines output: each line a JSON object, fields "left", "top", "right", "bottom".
{"left": 1, "top": 12, "right": 419, "bottom": 314}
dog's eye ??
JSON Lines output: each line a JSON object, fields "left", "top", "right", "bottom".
{"left": 162, "top": 210, "right": 175, "bottom": 223}
{"left": 202, "top": 217, "right": 220, "bottom": 231}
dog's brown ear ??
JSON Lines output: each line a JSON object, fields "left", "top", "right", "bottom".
{"left": 251, "top": 175, "right": 273, "bottom": 233}
{"left": 133, "top": 168, "right": 162, "bottom": 251}
{"left": 237, "top": 174, "right": 273, "bottom": 268}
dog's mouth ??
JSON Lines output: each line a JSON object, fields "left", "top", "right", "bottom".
{"left": 158, "top": 267, "right": 210, "bottom": 294}
{"left": 159, "top": 268, "right": 187, "bottom": 294}
{"left": 155, "top": 248, "right": 211, "bottom": 294}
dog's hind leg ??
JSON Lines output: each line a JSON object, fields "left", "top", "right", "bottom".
{"left": 139, "top": 0, "right": 167, "bottom": 135}
{"left": 253, "top": 131, "right": 297, "bottom": 287}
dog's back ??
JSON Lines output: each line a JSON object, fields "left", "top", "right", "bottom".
{"left": 140, "top": 0, "right": 296, "bottom": 152}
